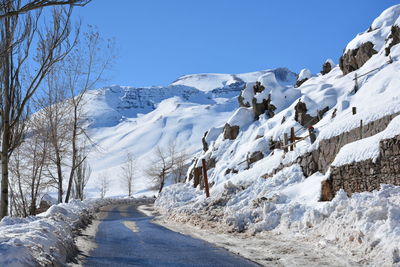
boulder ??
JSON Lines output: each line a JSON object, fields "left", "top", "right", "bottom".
{"left": 321, "top": 61, "right": 332, "bottom": 75}
{"left": 294, "top": 101, "right": 314, "bottom": 127}
{"left": 339, "top": 41, "right": 377, "bottom": 75}
{"left": 295, "top": 78, "right": 308, "bottom": 88}
{"left": 295, "top": 69, "right": 312, "bottom": 88}
{"left": 385, "top": 25, "right": 400, "bottom": 56}
{"left": 253, "top": 81, "right": 265, "bottom": 94}
{"left": 251, "top": 95, "right": 276, "bottom": 119}
{"left": 201, "top": 131, "right": 209, "bottom": 152}
{"left": 223, "top": 123, "right": 240, "bottom": 140}
{"left": 248, "top": 151, "right": 264, "bottom": 165}
{"left": 320, "top": 178, "right": 334, "bottom": 201}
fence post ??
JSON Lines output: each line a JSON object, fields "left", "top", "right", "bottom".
{"left": 354, "top": 73, "right": 359, "bottom": 93}
{"left": 352, "top": 107, "right": 357, "bottom": 115}
{"left": 360, "top": 120, "right": 363, "bottom": 139}
{"left": 283, "top": 133, "right": 288, "bottom": 153}
{"left": 290, "top": 127, "right": 295, "bottom": 151}
{"left": 201, "top": 159, "right": 210, "bottom": 198}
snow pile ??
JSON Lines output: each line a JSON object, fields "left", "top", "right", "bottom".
{"left": 226, "top": 107, "right": 254, "bottom": 127}
{"left": 156, "top": 165, "right": 400, "bottom": 265}
{"left": 0, "top": 197, "right": 152, "bottom": 266}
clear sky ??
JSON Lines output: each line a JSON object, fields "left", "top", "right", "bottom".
{"left": 73, "top": 0, "right": 399, "bottom": 88}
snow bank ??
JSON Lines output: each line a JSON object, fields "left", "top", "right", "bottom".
{"left": 156, "top": 165, "right": 400, "bottom": 265}
{"left": 226, "top": 107, "right": 254, "bottom": 128}
{"left": 0, "top": 197, "right": 153, "bottom": 266}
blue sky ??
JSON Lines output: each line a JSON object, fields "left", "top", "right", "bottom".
{"left": 73, "top": 0, "right": 399, "bottom": 87}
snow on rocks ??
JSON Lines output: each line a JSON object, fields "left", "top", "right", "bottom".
{"left": 156, "top": 165, "right": 400, "bottom": 265}
{"left": 332, "top": 114, "right": 400, "bottom": 166}
{"left": 0, "top": 197, "right": 153, "bottom": 266}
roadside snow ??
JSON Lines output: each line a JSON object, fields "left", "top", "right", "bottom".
{"left": 156, "top": 166, "right": 400, "bottom": 266}
{"left": 0, "top": 197, "right": 152, "bottom": 266}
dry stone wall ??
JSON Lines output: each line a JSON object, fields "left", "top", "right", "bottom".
{"left": 264, "top": 111, "right": 400, "bottom": 179}
{"left": 325, "top": 135, "right": 400, "bottom": 200}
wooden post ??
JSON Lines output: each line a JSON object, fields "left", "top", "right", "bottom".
{"left": 352, "top": 107, "right": 357, "bottom": 115}
{"left": 354, "top": 73, "right": 359, "bottom": 93}
{"left": 308, "top": 127, "right": 316, "bottom": 144}
{"left": 201, "top": 159, "right": 210, "bottom": 198}
{"left": 290, "top": 127, "right": 295, "bottom": 151}
{"left": 283, "top": 133, "right": 288, "bottom": 153}
{"left": 360, "top": 120, "right": 363, "bottom": 139}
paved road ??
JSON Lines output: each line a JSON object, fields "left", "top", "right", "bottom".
{"left": 83, "top": 205, "right": 259, "bottom": 267}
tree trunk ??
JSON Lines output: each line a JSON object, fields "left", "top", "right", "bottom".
{"left": 0, "top": 14, "right": 11, "bottom": 219}
{"left": 65, "top": 108, "right": 78, "bottom": 203}
{"left": 56, "top": 153, "right": 63, "bottom": 203}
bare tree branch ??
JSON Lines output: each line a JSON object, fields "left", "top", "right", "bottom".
{"left": 0, "top": 0, "right": 90, "bottom": 19}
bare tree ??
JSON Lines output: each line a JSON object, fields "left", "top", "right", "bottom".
{"left": 9, "top": 114, "right": 52, "bottom": 216}
{"left": 35, "top": 66, "right": 72, "bottom": 203}
{"left": 145, "top": 146, "right": 173, "bottom": 194}
{"left": 120, "top": 152, "right": 135, "bottom": 197}
{"left": 0, "top": 3, "right": 78, "bottom": 218}
{"left": 63, "top": 25, "right": 115, "bottom": 203}
{"left": 99, "top": 173, "right": 108, "bottom": 199}
{"left": 0, "top": 0, "right": 90, "bottom": 19}
{"left": 146, "top": 142, "right": 189, "bottom": 193}
{"left": 73, "top": 147, "right": 91, "bottom": 200}
{"left": 171, "top": 149, "right": 190, "bottom": 183}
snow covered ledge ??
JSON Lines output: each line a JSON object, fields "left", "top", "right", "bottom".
{"left": 0, "top": 197, "right": 153, "bottom": 266}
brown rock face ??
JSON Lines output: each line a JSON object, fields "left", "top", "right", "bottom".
{"left": 295, "top": 78, "right": 308, "bottom": 88}
{"left": 238, "top": 94, "right": 250, "bottom": 107}
{"left": 321, "top": 61, "right": 332, "bottom": 75}
{"left": 294, "top": 101, "right": 314, "bottom": 127}
{"left": 385, "top": 25, "right": 400, "bottom": 56}
{"left": 248, "top": 151, "right": 264, "bottom": 165}
{"left": 202, "top": 131, "right": 209, "bottom": 152}
{"left": 320, "top": 179, "right": 334, "bottom": 201}
{"left": 253, "top": 81, "right": 265, "bottom": 94}
{"left": 294, "top": 101, "right": 329, "bottom": 127}
{"left": 252, "top": 94, "right": 276, "bottom": 119}
{"left": 223, "top": 123, "right": 240, "bottom": 140}
{"left": 339, "top": 41, "right": 377, "bottom": 75}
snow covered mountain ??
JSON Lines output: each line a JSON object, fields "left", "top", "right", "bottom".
{"left": 83, "top": 68, "right": 297, "bottom": 196}
{"left": 155, "top": 4, "right": 400, "bottom": 266}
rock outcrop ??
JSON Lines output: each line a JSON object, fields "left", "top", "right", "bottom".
{"left": 202, "top": 131, "right": 209, "bottom": 152}
{"left": 248, "top": 151, "right": 264, "bottom": 165}
{"left": 252, "top": 95, "right": 276, "bottom": 119}
{"left": 321, "top": 61, "right": 332, "bottom": 75}
{"left": 385, "top": 25, "right": 400, "bottom": 56}
{"left": 339, "top": 42, "right": 377, "bottom": 75}
{"left": 223, "top": 123, "right": 240, "bottom": 140}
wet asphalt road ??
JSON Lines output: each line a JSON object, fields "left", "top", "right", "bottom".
{"left": 83, "top": 205, "right": 259, "bottom": 267}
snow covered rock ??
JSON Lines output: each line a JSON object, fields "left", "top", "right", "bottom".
{"left": 320, "top": 59, "right": 335, "bottom": 75}
{"left": 339, "top": 41, "right": 378, "bottom": 75}
{"left": 295, "top": 68, "right": 312, "bottom": 87}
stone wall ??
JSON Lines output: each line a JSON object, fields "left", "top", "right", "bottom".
{"left": 263, "top": 111, "right": 400, "bottom": 178}
{"left": 323, "top": 135, "right": 400, "bottom": 200}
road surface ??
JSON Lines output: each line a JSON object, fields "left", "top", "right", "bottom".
{"left": 81, "top": 204, "right": 259, "bottom": 266}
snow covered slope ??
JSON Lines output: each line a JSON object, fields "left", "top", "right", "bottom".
{"left": 83, "top": 68, "right": 296, "bottom": 196}
{"left": 155, "top": 4, "right": 400, "bottom": 265}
